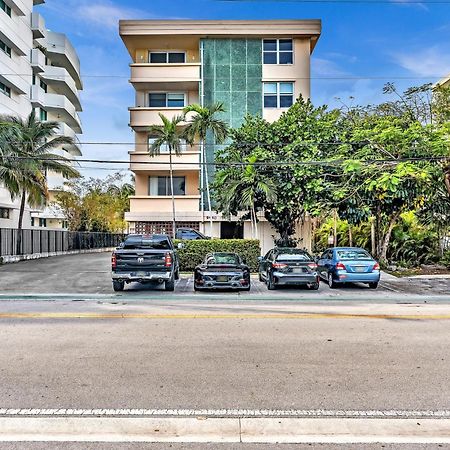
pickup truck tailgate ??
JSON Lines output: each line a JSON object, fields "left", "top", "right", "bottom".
{"left": 115, "top": 251, "right": 167, "bottom": 272}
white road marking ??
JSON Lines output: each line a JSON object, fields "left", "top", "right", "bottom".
{"left": 0, "top": 417, "right": 449, "bottom": 443}
{"left": 0, "top": 409, "right": 449, "bottom": 418}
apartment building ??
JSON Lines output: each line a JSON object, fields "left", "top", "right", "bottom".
{"left": 0, "top": 0, "right": 82, "bottom": 229}
{"left": 120, "top": 20, "right": 321, "bottom": 251}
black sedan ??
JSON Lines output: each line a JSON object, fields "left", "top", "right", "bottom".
{"left": 194, "top": 252, "right": 251, "bottom": 291}
{"left": 258, "top": 247, "right": 320, "bottom": 290}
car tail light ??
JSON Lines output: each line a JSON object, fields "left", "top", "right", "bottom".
{"left": 111, "top": 253, "right": 117, "bottom": 269}
{"left": 308, "top": 263, "right": 317, "bottom": 270}
{"left": 273, "top": 263, "right": 288, "bottom": 269}
{"left": 373, "top": 262, "right": 380, "bottom": 271}
{"left": 336, "top": 262, "right": 346, "bottom": 271}
{"left": 164, "top": 252, "right": 172, "bottom": 268}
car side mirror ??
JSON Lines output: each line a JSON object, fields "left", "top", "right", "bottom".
{"left": 257, "top": 256, "right": 264, "bottom": 262}
{"left": 242, "top": 258, "right": 247, "bottom": 265}
{"left": 177, "top": 242, "right": 185, "bottom": 249}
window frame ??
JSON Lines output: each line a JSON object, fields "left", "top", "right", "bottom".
{"left": 0, "top": 207, "right": 11, "bottom": 219}
{"left": 263, "top": 81, "right": 294, "bottom": 109}
{"left": 148, "top": 51, "right": 186, "bottom": 64}
{"left": 0, "top": 0, "right": 11, "bottom": 17}
{"left": 262, "top": 39, "right": 294, "bottom": 65}
{"left": 0, "top": 38, "right": 11, "bottom": 57}
{"left": 148, "top": 176, "right": 186, "bottom": 196}
{"left": 0, "top": 81, "right": 11, "bottom": 98}
{"left": 148, "top": 136, "right": 188, "bottom": 153}
{"left": 148, "top": 92, "right": 186, "bottom": 108}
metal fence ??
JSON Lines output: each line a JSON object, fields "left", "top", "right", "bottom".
{"left": 0, "top": 228, "right": 124, "bottom": 257}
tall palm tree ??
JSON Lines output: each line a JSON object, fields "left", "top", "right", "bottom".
{"left": 148, "top": 113, "right": 186, "bottom": 238}
{"left": 219, "top": 154, "right": 277, "bottom": 239}
{"left": 0, "top": 111, "right": 80, "bottom": 254}
{"left": 183, "top": 103, "right": 228, "bottom": 235}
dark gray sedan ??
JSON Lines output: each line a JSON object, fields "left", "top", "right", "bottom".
{"left": 194, "top": 252, "right": 251, "bottom": 291}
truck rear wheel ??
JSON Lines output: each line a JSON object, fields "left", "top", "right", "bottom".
{"left": 165, "top": 278, "right": 175, "bottom": 291}
{"left": 113, "top": 280, "right": 124, "bottom": 292}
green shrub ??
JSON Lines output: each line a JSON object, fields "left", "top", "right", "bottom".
{"left": 173, "top": 239, "right": 261, "bottom": 272}
{"left": 441, "top": 250, "right": 450, "bottom": 269}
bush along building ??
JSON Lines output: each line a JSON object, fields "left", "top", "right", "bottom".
{"left": 0, "top": 0, "right": 82, "bottom": 230}
{"left": 119, "top": 20, "right": 321, "bottom": 252}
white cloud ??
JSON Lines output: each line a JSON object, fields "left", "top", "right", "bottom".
{"left": 392, "top": 46, "right": 450, "bottom": 78}
{"left": 311, "top": 57, "right": 350, "bottom": 77}
{"left": 390, "top": 0, "right": 428, "bottom": 10}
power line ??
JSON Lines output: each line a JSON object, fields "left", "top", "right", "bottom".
{"left": 217, "top": 0, "right": 450, "bottom": 3}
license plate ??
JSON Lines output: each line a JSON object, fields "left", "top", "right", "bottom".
{"left": 355, "top": 267, "right": 366, "bottom": 272}
{"left": 292, "top": 268, "right": 304, "bottom": 273}
{"left": 136, "top": 272, "right": 146, "bottom": 277}
{"left": 217, "top": 276, "right": 228, "bottom": 282}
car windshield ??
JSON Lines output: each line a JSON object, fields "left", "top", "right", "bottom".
{"left": 337, "top": 249, "right": 372, "bottom": 260}
{"left": 206, "top": 253, "right": 239, "bottom": 265}
{"left": 276, "top": 250, "right": 312, "bottom": 262}
{"left": 122, "top": 235, "right": 171, "bottom": 250}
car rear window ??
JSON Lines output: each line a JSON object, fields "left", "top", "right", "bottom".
{"left": 337, "top": 250, "right": 371, "bottom": 260}
{"left": 276, "top": 252, "right": 311, "bottom": 262}
{"left": 122, "top": 235, "right": 171, "bottom": 250}
{"left": 206, "top": 254, "right": 239, "bottom": 265}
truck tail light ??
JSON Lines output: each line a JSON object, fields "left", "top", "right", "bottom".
{"left": 308, "top": 263, "right": 317, "bottom": 270}
{"left": 336, "top": 262, "right": 346, "bottom": 271}
{"left": 373, "top": 262, "right": 380, "bottom": 271}
{"left": 164, "top": 252, "right": 172, "bottom": 268}
{"left": 111, "top": 253, "right": 117, "bottom": 269}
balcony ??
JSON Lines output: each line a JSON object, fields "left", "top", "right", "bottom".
{"left": 128, "top": 196, "right": 201, "bottom": 214}
{"left": 130, "top": 63, "right": 201, "bottom": 90}
{"left": 31, "top": 48, "right": 45, "bottom": 73}
{"left": 44, "top": 31, "right": 82, "bottom": 90}
{"left": 31, "top": 12, "right": 46, "bottom": 39}
{"left": 129, "top": 107, "right": 187, "bottom": 130}
{"left": 0, "top": 13, "right": 30, "bottom": 56}
{"left": 31, "top": 86, "right": 82, "bottom": 133}
{"left": 55, "top": 122, "right": 82, "bottom": 156}
{"left": 41, "top": 65, "right": 82, "bottom": 111}
{"left": 0, "top": 50, "right": 29, "bottom": 94}
{"left": 130, "top": 149, "right": 200, "bottom": 172}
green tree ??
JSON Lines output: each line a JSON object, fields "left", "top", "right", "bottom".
{"left": 148, "top": 113, "right": 187, "bottom": 238}
{"left": 214, "top": 151, "right": 277, "bottom": 238}
{"left": 183, "top": 103, "right": 229, "bottom": 234}
{"left": 0, "top": 111, "right": 79, "bottom": 254}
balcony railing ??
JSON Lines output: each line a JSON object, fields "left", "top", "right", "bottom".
{"left": 128, "top": 196, "right": 201, "bottom": 213}
{"left": 129, "top": 107, "right": 188, "bottom": 129}
{"left": 130, "top": 149, "right": 201, "bottom": 171}
{"left": 31, "top": 12, "right": 46, "bottom": 39}
{"left": 31, "top": 48, "right": 45, "bottom": 73}
{"left": 130, "top": 63, "right": 200, "bottom": 89}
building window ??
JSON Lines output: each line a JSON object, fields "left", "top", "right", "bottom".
{"left": 263, "top": 82, "right": 294, "bottom": 108}
{"left": 149, "top": 176, "right": 186, "bottom": 196}
{"left": 39, "top": 218, "right": 47, "bottom": 227}
{"left": 149, "top": 52, "right": 186, "bottom": 64}
{"left": 0, "top": 39, "right": 11, "bottom": 57}
{"left": 40, "top": 79, "right": 47, "bottom": 93}
{"left": 40, "top": 108, "right": 47, "bottom": 121}
{"left": 0, "top": 0, "right": 11, "bottom": 16}
{"left": 148, "top": 137, "right": 187, "bottom": 153}
{"left": 149, "top": 93, "right": 185, "bottom": 108}
{"left": 0, "top": 81, "right": 11, "bottom": 98}
{"left": 263, "top": 39, "right": 293, "bottom": 65}
{"left": 0, "top": 207, "right": 11, "bottom": 219}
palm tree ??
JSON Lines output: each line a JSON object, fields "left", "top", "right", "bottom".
{"left": 219, "top": 154, "right": 277, "bottom": 239}
{"left": 183, "top": 103, "right": 228, "bottom": 235}
{"left": 148, "top": 113, "right": 186, "bottom": 238}
{"left": 0, "top": 111, "right": 80, "bottom": 254}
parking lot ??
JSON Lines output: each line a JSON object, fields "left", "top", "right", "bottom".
{"left": 1, "top": 251, "right": 449, "bottom": 297}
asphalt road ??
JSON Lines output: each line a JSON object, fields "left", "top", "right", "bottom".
{"left": 0, "top": 253, "right": 449, "bottom": 448}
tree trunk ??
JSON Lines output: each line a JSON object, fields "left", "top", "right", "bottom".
{"left": 370, "top": 217, "right": 376, "bottom": 256}
{"left": 379, "top": 210, "right": 401, "bottom": 264}
{"left": 16, "top": 189, "right": 26, "bottom": 255}
{"left": 348, "top": 223, "right": 353, "bottom": 247}
{"left": 333, "top": 209, "right": 338, "bottom": 247}
{"left": 200, "top": 140, "right": 205, "bottom": 232}
{"left": 203, "top": 141, "right": 213, "bottom": 236}
{"left": 252, "top": 204, "right": 258, "bottom": 239}
{"left": 169, "top": 148, "right": 176, "bottom": 239}
{"left": 444, "top": 165, "right": 450, "bottom": 197}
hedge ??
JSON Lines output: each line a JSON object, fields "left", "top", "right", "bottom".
{"left": 173, "top": 239, "right": 261, "bottom": 272}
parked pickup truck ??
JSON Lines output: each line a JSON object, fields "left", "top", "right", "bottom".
{"left": 111, "top": 234, "right": 180, "bottom": 292}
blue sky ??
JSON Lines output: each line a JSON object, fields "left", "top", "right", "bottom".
{"left": 38, "top": 0, "right": 450, "bottom": 178}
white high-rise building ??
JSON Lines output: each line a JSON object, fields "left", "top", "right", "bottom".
{"left": 0, "top": 0, "right": 82, "bottom": 229}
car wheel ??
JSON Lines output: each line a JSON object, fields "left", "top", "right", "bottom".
{"left": 258, "top": 272, "right": 264, "bottom": 282}
{"left": 369, "top": 282, "right": 379, "bottom": 289}
{"left": 328, "top": 273, "right": 338, "bottom": 289}
{"left": 267, "top": 273, "right": 276, "bottom": 290}
{"left": 309, "top": 282, "right": 320, "bottom": 290}
{"left": 113, "top": 280, "right": 124, "bottom": 292}
{"left": 175, "top": 269, "right": 180, "bottom": 280}
{"left": 165, "top": 277, "right": 175, "bottom": 291}
{"left": 193, "top": 283, "right": 200, "bottom": 292}
{"left": 243, "top": 284, "right": 251, "bottom": 291}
